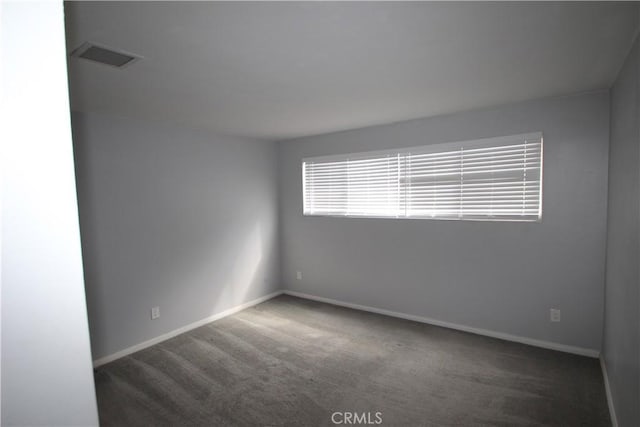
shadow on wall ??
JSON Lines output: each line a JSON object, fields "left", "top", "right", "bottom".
{"left": 207, "top": 222, "right": 264, "bottom": 314}
{"left": 147, "top": 219, "right": 266, "bottom": 319}
{"left": 79, "top": 193, "right": 273, "bottom": 360}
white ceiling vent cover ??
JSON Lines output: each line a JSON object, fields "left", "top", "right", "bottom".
{"left": 70, "top": 42, "right": 142, "bottom": 68}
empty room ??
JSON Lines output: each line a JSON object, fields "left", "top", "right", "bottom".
{"left": 2, "top": 1, "right": 640, "bottom": 426}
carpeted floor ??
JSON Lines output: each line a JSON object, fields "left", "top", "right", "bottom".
{"left": 94, "top": 295, "right": 610, "bottom": 426}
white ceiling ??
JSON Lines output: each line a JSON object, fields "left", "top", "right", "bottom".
{"left": 65, "top": 2, "right": 639, "bottom": 141}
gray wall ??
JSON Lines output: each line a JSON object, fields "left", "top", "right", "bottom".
{"left": 279, "top": 92, "right": 609, "bottom": 352}
{"left": 1, "top": 1, "right": 99, "bottom": 425}
{"left": 603, "top": 31, "right": 640, "bottom": 426}
{"left": 72, "top": 112, "right": 280, "bottom": 360}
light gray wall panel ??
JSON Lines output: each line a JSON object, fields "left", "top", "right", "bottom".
{"left": 603, "top": 31, "right": 640, "bottom": 427}
{"left": 72, "top": 112, "right": 280, "bottom": 359}
{"left": 279, "top": 92, "right": 609, "bottom": 352}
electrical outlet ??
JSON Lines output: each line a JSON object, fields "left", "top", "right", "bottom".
{"left": 296, "top": 271, "right": 302, "bottom": 280}
{"left": 151, "top": 306, "right": 160, "bottom": 320}
{"left": 550, "top": 308, "right": 561, "bottom": 322}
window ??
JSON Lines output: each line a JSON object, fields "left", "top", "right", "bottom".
{"left": 302, "top": 132, "right": 543, "bottom": 221}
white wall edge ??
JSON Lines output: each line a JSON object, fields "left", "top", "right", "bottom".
{"left": 600, "top": 356, "right": 619, "bottom": 427}
{"left": 92, "top": 291, "right": 284, "bottom": 368}
{"left": 283, "top": 290, "right": 600, "bottom": 358}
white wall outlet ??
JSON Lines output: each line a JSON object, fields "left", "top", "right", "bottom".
{"left": 151, "top": 306, "right": 160, "bottom": 320}
{"left": 296, "top": 271, "right": 302, "bottom": 280}
{"left": 550, "top": 308, "right": 561, "bottom": 322}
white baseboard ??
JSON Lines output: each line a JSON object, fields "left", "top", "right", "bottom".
{"left": 93, "top": 288, "right": 600, "bottom": 368}
{"left": 600, "top": 357, "right": 619, "bottom": 427}
{"left": 92, "top": 291, "right": 283, "bottom": 368}
{"left": 283, "top": 290, "right": 600, "bottom": 358}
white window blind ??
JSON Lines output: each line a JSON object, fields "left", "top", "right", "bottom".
{"left": 302, "top": 132, "right": 543, "bottom": 221}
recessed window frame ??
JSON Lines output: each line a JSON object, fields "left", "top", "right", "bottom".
{"left": 302, "top": 132, "right": 543, "bottom": 222}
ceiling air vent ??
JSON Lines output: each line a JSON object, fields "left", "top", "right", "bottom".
{"left": 70, "top": 42, "right": 141, "bottom": 68}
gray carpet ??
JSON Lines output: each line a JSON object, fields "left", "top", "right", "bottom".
{"left": 94, "top": 295, "right": 610, "bottom": 426}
